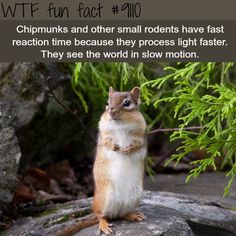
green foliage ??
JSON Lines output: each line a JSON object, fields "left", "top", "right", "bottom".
{"left": 143, "top": 62, "right": 236, "bottom": 196}
{"left": 70, "top": 62, "right": 161, "bottom": 128}
{"left": 145, "top": 156, "right": 156, "bottom": 181}
{"left": 71, "top": 62, "right": 151, "bottom": 101}
{"left": 70, "top": 62, "right": 236, "bottom": 196}
{"left": 70, "top": 62, "right": 163, "bottom": 180}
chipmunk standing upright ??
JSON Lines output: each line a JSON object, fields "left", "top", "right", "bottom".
{"left": 93, "top": 86, "right": 147, "bottom": 234}
{"left": 53, "top": 86, "right": 147, "bottom": 236}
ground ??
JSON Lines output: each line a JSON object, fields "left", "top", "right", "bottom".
{"left": 144, "top": 172, "right": 236, "bottom": 198}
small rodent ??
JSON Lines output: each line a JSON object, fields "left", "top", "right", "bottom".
{"left": 53, "top": 86, "right": 147, "bottom": 236}
{"left": 93, "top": 86, "right": 147, "bottom": 234}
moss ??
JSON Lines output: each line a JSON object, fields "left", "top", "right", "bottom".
{"left": 43, "top": 209, "right": 91, "bottom": 227}
{"left": 38, "top": 207, "right": 58, "bottom": 217}
{"left": 34, "top": 199, "right": 47, "bottom": 207}
{"left": 74, "top": 209, "right": 91, "bottom": 218}
{"left": 223, "top": 207, "right": 236, "bottom": 211}
{"left": 43, "top": 214, "right": 70, "bottom": 228}
{"left": 54, "top": 214, "right": 70, "bottom": 224}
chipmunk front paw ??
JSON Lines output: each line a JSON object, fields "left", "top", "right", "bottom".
{"left": 112, "top": 144, "right": 120, "bottom": 151}
{"left": 122, "top": 145, "right": 133, "bottom": 154}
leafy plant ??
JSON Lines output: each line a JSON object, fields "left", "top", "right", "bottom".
{"left": 142, "top": 62, "right": 236, "bottom": 196}
{"left": 71, "top": 62, "right": 236, "bottom": 196}
{"left": 70, "top": 62, "right": 162, "bottom": 180}
{"left": 70, "top": 62, "right": 163, "bottom": 128}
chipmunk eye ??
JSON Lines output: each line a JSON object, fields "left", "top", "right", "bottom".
{"left": 123, "top": 99, "right": 131, "bottom": 107}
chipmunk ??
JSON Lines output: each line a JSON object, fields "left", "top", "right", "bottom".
{"left": 53, "top": 86, "right": 147, "bottom": 236}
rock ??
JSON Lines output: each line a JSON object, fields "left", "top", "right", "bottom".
{"left": 2, "top": 191, "right": 236, "bottom": 236}
{"left": 144, "top": 172, "right": 236, "bottom": 198}
{"left": 0, "top": 102, "right": 21, "bottom": 204}
{"left": 0, "top": 62, "right": 73, "bottom": 130}
{"left": 0, "top": 63, "right": 12, "bottom": 76}
{"left": 0, "top": 63, "right": 95, "bottom": 173}
{"left": 143, "top": 191, "right": 236, "bottom": 235}
{"left": 0, "top": 103, "right": 14, "bottom": 128}
{"left": 79, "top": 205, "right": 193, "bottom": 236}
{"left": 0, "top": 127, "right": 21, "bottom": 204}
{"left": 0, "top": 63, "right": 47, "bottom": 129}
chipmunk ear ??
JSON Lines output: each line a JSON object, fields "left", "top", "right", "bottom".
{"left": 109, "top": 86, "right": 115, "bottom": 97}
{"left": 130, "top": 87, "right": 140, "bottom": 102}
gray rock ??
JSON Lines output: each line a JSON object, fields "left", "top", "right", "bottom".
{"left": 144, "top": 172, "right": 236, "bottom": 198}
{"left": 0, "top": 63, "right": 71, "bottom": 129}
{"left": 0, "top": 127, "right": 21, "bottom": 204}
{"left": 143, "top": 191, "right": 236, "bottom": 235}
{"left": 0, "top": 62, "right": 94, "bottom": 173}
{"left": 78, "top": 205, "right": 193, "bottom": 236}
{"left": 0, "top": 63, "right": 47, "bottom": 129}
{"left": 0, "top": 103, "right": 14, "bottom": 128}
{"left": 2, "top": 191, "right": 236, "bottom": 236}
{"left": 0, "top": 63, "right": 12, "bottom": 76}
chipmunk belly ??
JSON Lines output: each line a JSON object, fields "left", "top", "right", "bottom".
{"left": 100, "top": 119, "right": 146, "bottom": 218}
{"left": 102, "top": 146, "right": 146, "bottom": 219}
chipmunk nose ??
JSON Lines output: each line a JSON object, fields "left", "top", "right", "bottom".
{"left": 109, "top": 107, "right": 118, "bottom": 119}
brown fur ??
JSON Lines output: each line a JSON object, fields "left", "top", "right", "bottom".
{"left": 92, "top": 146, "right": 111, "bottom": 217}
{"left": 92, "top": 87, "right": 146, "bottom": 234}
{"left": 52, "top": 87, "right": 146, "bottom": 236}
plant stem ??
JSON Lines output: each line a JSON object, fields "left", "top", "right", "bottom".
{"left": 148, "top": 126, "right": 204, "bottom": 135}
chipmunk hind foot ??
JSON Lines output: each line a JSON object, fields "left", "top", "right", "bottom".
{"left": 99, "top": 217, "right": 113, "bottom": 235}
{"left": 123, "top": 212, "right": 146, "bottom": 222}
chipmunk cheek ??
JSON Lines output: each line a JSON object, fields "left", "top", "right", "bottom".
{"left": 109, "top": 108, "right": 121, "bottom": 120}
{"left": 109, "top": 113, "right": 119, "bottom": 120}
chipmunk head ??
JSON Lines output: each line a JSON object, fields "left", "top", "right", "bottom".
{"left": 106, "top": 87, "right": 140, "bottom": 120}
